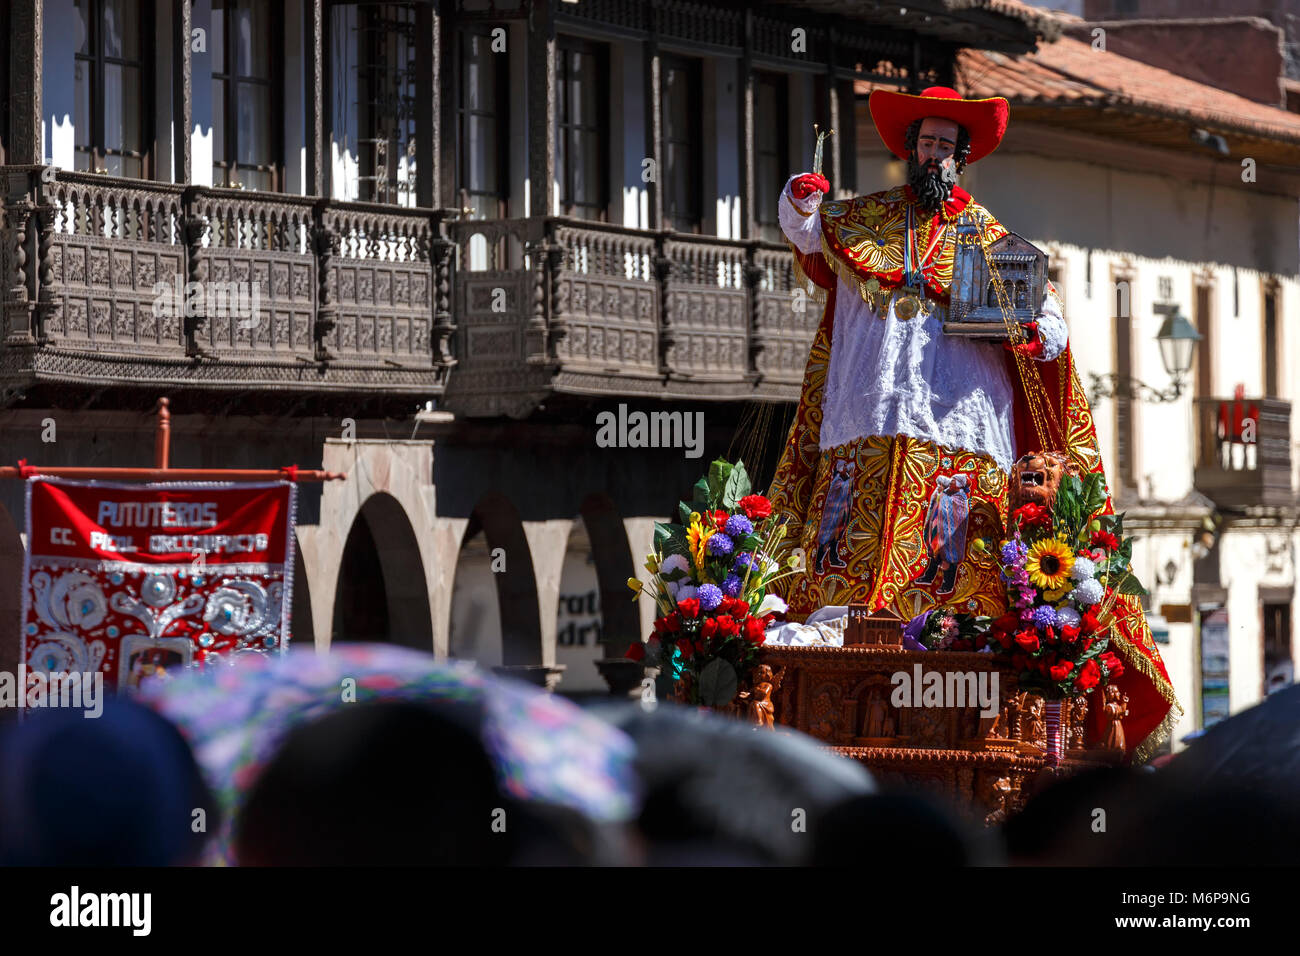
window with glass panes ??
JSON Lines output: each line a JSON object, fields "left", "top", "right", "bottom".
{"left": 556, "top": 37, "right": 608, "bottom": 220}
{"left": 357, "top": 3, "right": 418, "bottom": 205}
{"left": 74, "top": 0, "right": 150, "bottom": 178}
{"left": 754, "top": 71, "right": 788, "bottom": 242}
{"left": 212, "top": 0, "right": 279, "bottom": 190}
{"left": 457, "top": 29, "right": 508, "bottom": 219}
{"left": 661, "top": 55, "right": 702, "bottom": 233}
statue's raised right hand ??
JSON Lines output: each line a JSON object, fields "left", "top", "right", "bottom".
{"left": 790, "top": 173, "right": 830, "bottom": 200}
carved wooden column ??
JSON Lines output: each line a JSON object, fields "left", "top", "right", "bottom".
{"left": 174, "top": 0, "right": 193, "bottom": 184}
{"left": 437, "top": 0, "right": 457, "bottom": 211}
{"left": 430, "top": 225, "right": 457, "bottom": 369}
{"left": 312, "top": 204, "right": 337, "bottom": 362}
{"left": 528, "top": 0, "right": 557, "bottom": 220}
{"left": 643, "top": 0, "right": 663, "bottom": 231}
{"left": 739, "top": 8, "right": 755, "bottom": 240}
{"left": 9, "top": 0, "right": 42, "bottom": 166}
{"left": 33, "top": 168, "right": 57, "bottom": 343}
{"left": 416, "top": 2, "right": 439, "bottom": 209}
{"left": 306, "top": 0, "right": 325, "bottom": 197}
{"left": 181, "top": 190, "right": 211, "bottom": 357}
{"left": 3, "top": 186, "right": 36, "bottom": 346}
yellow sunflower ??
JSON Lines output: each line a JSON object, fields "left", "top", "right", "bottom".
{"left": 1025, "top": 538, "right": 1075, "bottom": 592}
{"left": 686, "top": 514, "right": 714, "bottom": 572}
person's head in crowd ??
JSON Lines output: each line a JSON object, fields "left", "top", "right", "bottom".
{"left": 0, "top": 698, "right": 218, "bottom": 866}
{"left": 811, "top": 789, "right": 998, "bottom": 866}
{"left": 1002, "top": 766, "right": 1150, "bottom": 865}
{"left": 234, "top": 700, "right": 607, "bottom": 866}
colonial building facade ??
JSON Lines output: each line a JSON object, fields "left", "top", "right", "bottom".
{"left": 0, "top": 0, "right": 1052, "bottom": 692}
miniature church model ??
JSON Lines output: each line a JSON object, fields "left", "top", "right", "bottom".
{"left": 946, "top": 227, "right": 1048, "bottom": 337}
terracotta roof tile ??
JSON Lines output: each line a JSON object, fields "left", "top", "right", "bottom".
{"left": 956, "top": 34, "right": 1300, "bottom": 145}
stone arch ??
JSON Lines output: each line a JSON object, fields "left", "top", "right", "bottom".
{"left": 450, "top": 492, "right": 542, "bottom": 667}
{"left": 288, "top": 532, "right": 313, "bottom": 650}
{"left": 0, "top": 504, "right": 23, "bottom": 677}
{"left": 331, "top": 492, "right": 433, "bottom": 651}
{"left": 578, "top": 493, "right": 639, "bottom": 658}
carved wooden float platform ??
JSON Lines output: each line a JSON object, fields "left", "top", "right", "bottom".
{"left": 757, "top": 643, "right": 1124, "bottom": 824}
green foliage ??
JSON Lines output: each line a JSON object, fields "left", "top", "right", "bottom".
{"left": 723, "top": 460, "right": 751, "bottom": 510}
{"left": 698, "top": 657, "right": 740, "bottom": 707}
{"left": 654, "top": 521, "right": 689, "bottom": 558}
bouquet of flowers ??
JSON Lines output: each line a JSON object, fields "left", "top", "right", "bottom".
{"left": 624, "top": 459, "right": 797, "bottom": 707}
{"left": 987, "top": 468, "right": 1143, "bottom": 700}
{"left": 904, "top": 609, "right": 991, "bottom": 651}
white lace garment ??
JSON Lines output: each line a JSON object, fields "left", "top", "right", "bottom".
{"left": 780, "top": 176, "right": 1067, "bottom": 474}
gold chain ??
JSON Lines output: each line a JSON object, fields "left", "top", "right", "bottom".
{"left": 978, "top": 222, "right": 1063, "bottom": 451}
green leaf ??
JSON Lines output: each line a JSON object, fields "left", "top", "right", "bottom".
{"left": 698, "top": 657, "right": 740, "bottom": 707}
{"left": 723, "top": 460, "right": 751, "bottom": 509}
{"left": 1117, "top": 574, "right": 1147, "bottom": 596}
{"left": 707, "top": 460, "right": 732, "bottom": 509}
{"left": 691, "top": 477, "right": 711, "bottom": 508}
{"left": 654, "top": 522, "right": 690, "bottom": 557}
{"left": 678, "top": 500, "right": 695, "bottom": 526}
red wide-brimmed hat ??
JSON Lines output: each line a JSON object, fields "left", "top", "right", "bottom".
{"left": 868, "top": 86, "right": 1009, "bottom": 165}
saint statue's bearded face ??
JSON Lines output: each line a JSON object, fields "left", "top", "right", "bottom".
{"left": 906, "top": 116, "right": 965, "bottom": 215}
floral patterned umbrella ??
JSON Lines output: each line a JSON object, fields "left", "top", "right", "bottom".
{"left": 137, "top": 644, "right": 640, "bottom": 864}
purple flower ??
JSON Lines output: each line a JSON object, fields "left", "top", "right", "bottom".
{"left": 697, "top": 583, "right": 724, "bottom": 612}
{"left": 724, "top": 514, "right": 753, "bottom": 537}
{"left": 1032, "top": 604, "right": 1059, "bottom": 629}
{"left": 1000, "top": 540, "right": 1027, "bottom": 565}
{"left": 721, "top": 573, "right": 743, "bottom": 597}
{"left": 706, "top": 533, "right": 734, "bottom": 556}
{"left": 733, "top": 552, "right": 759, "bottom": 573}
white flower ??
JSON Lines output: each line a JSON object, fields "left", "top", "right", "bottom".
{"left": 1056, "top": 606, "right": 1081, "bottom": 628}
{"left": 1070, "top": 578, "right": 1104, "bottom": 606}
{"left": 659, "top": 553, "right": 690, "bottom": 579}
{"left": 1070, "top": 556, "right": 1097, "bottom": 582}
{"left": 673, "top": 583, "right": 699, "bottom": 603}
{"left": 755, "top": 594, "right": 788, "bottom": 617}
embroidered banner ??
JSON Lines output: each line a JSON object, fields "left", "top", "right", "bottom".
{"left": 21, "top": 479, "right": 298, "bottom": 692}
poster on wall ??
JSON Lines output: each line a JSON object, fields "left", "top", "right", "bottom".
{"left": 21, "top": 478, "right": 297, "bottom": 693}
{"left": 1199, "top": 606, "right": 1231, "bottom": 729}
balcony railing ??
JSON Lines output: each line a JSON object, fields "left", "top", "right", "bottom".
{"left": 1194, "top": 396, "right": 1294, "bottom": 508}
{"left": 0, "top": 168, "right": 454, "bottom": 397}
{"left": 444, "top": 215, "right": 819, "bottom": 416}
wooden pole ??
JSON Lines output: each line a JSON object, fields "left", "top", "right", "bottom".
{"left": 155, "top": 397, "right": 171, "bottom": 469}
{"left": 0, "top": 467, "right": 344, "bottom": 482}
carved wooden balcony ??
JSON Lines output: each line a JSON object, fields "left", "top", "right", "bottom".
{"left": 1194, "top": 396, "right": 1294, "bottom": 508}
{"left": 444, "top": 215, "right": 817, "bottom": 417}
{"left": 0, "top": 168, "right": 453, "bottom": 400}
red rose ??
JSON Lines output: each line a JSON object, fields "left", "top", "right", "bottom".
{"left": 1013, "top": 503, "right": 1051, "bottom": 529}
{"left": 743, "top": 616, "right": 766, "bottom": 643}
{"left": 678, "top": 640, "right": 694, "bottom": 660}
{"left": 677, "top": 598, "right": 701, "bottom": 620}
{"left": 992, "top": 612, "right": 1020, "bottom": 634}
{"left": 626, "top": 642, "right": 645, "bottom": 662}
{"left": 652, "top": 617, "right": 669, "bottom": 636}
{"left": 1013, "top": 629, "right": 1040, "bottom": 654}
{"left": 1081, "top": 636, "right": 1094, "bottom": 652}
{"left": 1041, "top": 625, "right": 1058, "bottom": 647}
{"left": 715, "top": 615, "right": 740, "bottom": 638}
{"left": 1074, "top": 658, "right": 1101, "bottom": 691}
{"left": 1090, "top": 530, "right": 1120, "bottom": 552}
{"left": 995, "top": 630, "right": 1014, "bottom": 650}
{"left": 717, "top": 596, "right": 736, "bottom": 616}
{"left": 731, "top": 600, "right": 750, "bottom": 619}
{"left": 1049, "top": 660, "right": 1073, "bottom": 681}
{"left": 1061, "top": 624, "right": 1081, "bottom": 643}
{"left": 665, "top": 613, "right": 682, "bottom": 633}
{"left": 1081, "top": 609, "right": 1103, "bottom": 634}
{"left": 738, "top": 495, "right": 772, "bottom": 520}
{"left": 711, "top": 509, "right": 730, "bottom": 532}
{"left": 1100, "top": 651, "right": 1124, "bottom": 679}
{"left": 701, "top": 618, "right": 719, "bottom": 639}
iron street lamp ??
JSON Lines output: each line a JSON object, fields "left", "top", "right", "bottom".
{"left": 1088, "top": 304, "right": 1202, "bottom": 405}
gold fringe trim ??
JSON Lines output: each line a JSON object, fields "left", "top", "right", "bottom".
{"left": 783, "top": 237, "right": 829, "bottom": 306}
{"left": 821, "top": 235, "right": 894, "bottom": 313}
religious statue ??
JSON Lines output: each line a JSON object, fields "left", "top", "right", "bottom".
{"left": 1023, "top": 696, "right": 1046, "bottom": 747}
{"left": 1102, "top": 684, "right": 1129, "bottom": 752}
{"left": 745, "top": 664, "right": 782, "bottom": 729}
{"left": 1069, "top": 695, "right": 1089, "bottom": 752}
{"left": 863, "top": 689, "right": 889, "bottom": 738}
{"left": 767, "top": 85, "right": 1180, "bottom": 763}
